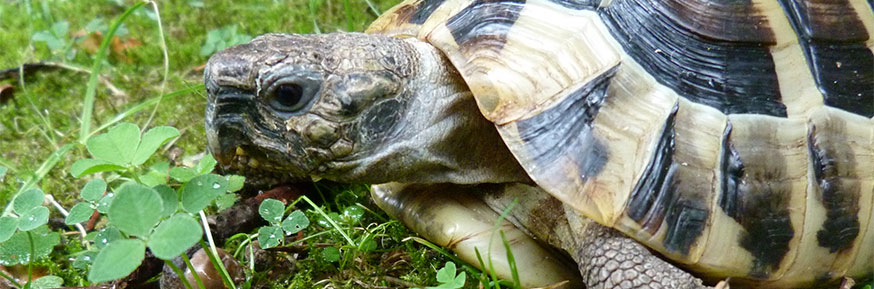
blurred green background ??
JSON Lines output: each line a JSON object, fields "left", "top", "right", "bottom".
{"left": 0, "top": 1, "right": 483, "bottom": 288}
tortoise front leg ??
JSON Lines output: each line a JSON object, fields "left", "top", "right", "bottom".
{"left": 573, "top": 222, "right": 712, "bottom": 289}
{"left": 372, "top": 182, "right": 715, "bottom": 289}
{"left": 371, "top": 183, "right": 582, "bottom": 288}
{"left": 483, "top": 184, "right": 727, "bottom": 289}
{"left": 480, "top": 183, "right": 714, "bottom": 289}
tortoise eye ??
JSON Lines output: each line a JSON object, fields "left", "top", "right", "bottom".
{"left": 268, "top": 83, "right": 308, "bottom": 112}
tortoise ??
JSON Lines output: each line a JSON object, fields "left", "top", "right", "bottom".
{"left": 202, "top": 0, "right": 874, "bottom": 288}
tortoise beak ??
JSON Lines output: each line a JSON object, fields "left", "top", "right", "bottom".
{"left": 204, "top": 62, "right": 253, "bottom": 168}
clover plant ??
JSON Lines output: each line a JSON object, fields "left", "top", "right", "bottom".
{"left": 65, "top": 122, "right": 244, "bottom": 286}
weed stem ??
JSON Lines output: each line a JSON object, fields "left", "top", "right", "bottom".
{"left": 165, "top": 259, "right": 194, "bottom": 289}
{"left": 181, "top": 253, "right": 206, "bottom": 289}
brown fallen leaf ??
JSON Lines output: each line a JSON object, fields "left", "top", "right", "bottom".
{"left": 77, "top": 31, "right": 142, "bottom": 62}
{"left": 111, "top": 36, "right": 142, "bottom": 63}
{"left": 79, "top": 31, "right": 102, "bottom": 54}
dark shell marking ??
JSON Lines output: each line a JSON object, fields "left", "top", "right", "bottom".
{"left": 627, "top": 104, "right": 680, "bottom": 234}
{"left": 600, "top": 0, "right": 787, "bottom": 117}
{"left": 512, "top": 65, "right": 615, "bottom": 186}
{"left": 719, "top": 122, "right": 797, "bottom": 277}
{"left": 780, "top": 0, "right": 874, "bottom": 117}
{"left": 547, "top": 0, "right": 598, "bottom": 9}
{"left": 411, "top": 0, "right": 447, "bottom": 24}
{"left": 447, "top": 0, "right": 526, "bottom": 54}
{"left": 808, "top": 123, "right": 862, "bottom": 254}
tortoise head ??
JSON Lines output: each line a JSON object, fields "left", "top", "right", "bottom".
{"left": 205, "top": 32, "right": 529, "bottom": 185}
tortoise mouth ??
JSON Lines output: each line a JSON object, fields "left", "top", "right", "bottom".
{"left": 213, "top": 145, "right": 312, "bottom": 186}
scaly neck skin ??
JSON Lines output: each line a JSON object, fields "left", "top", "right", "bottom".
{"left": 322, "top": 38, "right": 531, "bottom": 185}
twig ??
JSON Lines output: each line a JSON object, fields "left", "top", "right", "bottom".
{"left": 382, "top": 276, "right": 418, "bottom": 288}
{"left": 43, "top": 194, "right": 88, "bottom": 243}
{"left": 0, "top": 61, "right": 127, "bottom": 98}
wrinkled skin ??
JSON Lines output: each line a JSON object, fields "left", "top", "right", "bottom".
{"left": 205, "top": 32, "right": 712, "bottom": 289}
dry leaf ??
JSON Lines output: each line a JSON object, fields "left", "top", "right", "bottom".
{"left": 77, "top": 31, "right": 142, "bottom": 62}
{"left": 111, "top": 36, "right": 142, "bottom": 62}
{"left": 78, "top": 31, "right": 103, "bottom": 54}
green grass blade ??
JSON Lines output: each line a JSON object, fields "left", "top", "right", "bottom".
{"left": 343, "top": 0, "right": 354, "bottom": 31}
{"left": 181, "top": 253, "right": 206, "bottom": 289}
{"left": 79, "top": 1, "right": 148, "bottom": 144}
{"left": 164, "top": 259, "right": 194, "bottom": 289}
{"left": 89, "top": 85, "right": 201, "bottom": 139}
{"left": 142, "top": 1, "right": 171, "bottom": 130}
{"left": 199, "top": 239, "right": 237, "bottom": 289}
{"left": 2, "top": 144, "right": 73, "bottom": 216}
{"left": 308, "top": 0, "right": 322, "bottom": 34}
{"left": 300, "top": 195, "right": 356, "bottom": 246}
{"left": 364, "top": 0, "right": 382, "bottom": 16}
{"left": 0, "top": 269, "right": 23, "bottom": 288}
{"left": 0, "top": 157, "right": 18, "bottom": 172}
{"left": 499, "top": 231, "right": 520, "bottom": 288}
{"left": 474, "top": 247, "right": 496, "bottom": 289}
{"left": 485, "top": 198, "right": 518, "bottom": 289}
{"left": 410, "top": 236, "right": 464, "bottom": 264}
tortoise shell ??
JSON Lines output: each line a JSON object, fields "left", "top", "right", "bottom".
{"left": 367, "top": 0, "right": 874, "bottom": 287}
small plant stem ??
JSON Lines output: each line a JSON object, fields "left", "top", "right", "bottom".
{"left": 44, "top": 194, "right": 88, "bottom": 245}
{"left": 11, "top": 63, "right": 57, "bottom": 148}
{"left": 199, "top": 240, "right": 236, "bottom": 289}
{"left": 199, "top": 210, "right": 237, "bottom": 289}
{"left": 181, "top": 253, "right": 206, "bottom": 289}
{"left": 26, "top": 231, "right": 35, "bottom": 289}
{"left": 143, "top": 0, "right": 170, "bottom": 130}
{"left": 79, "top": 1, "right": 147, "bottom": 144}
{"left": 247, "top": 242, "right": 255, "bottom": 271}
{"left": 364, "top": 0, "right": 381, "bottom": 16}
{"left": 198, "top": 211, "right": 219, "bottom": 257}
{"left": 198, "top": 210, "right": 236, "bottom": 289}
{"left": 128, "top": 167, "right": 144, "bottom": 184}
{"left": 406, "top": 237, "right": 469, "bottom": 270}
{"left": 165, "top": 259, "right": 194, "bottom": 289}
{"left": 0, "top": 62, "right": 128, "bottom": 98}
{"left": 300, "top": 196, "right": 356, "bottom": 246}
{"left": 487, "top": 199, "right": 520, "bottom": 289}
{"left": 199, "top": 210, "right": 235, "bottom": 289}
{"left": 0, "top": 157, "right": 18, "bottom": 172}
{"left": 500, "top": 231, "right": 521, "bottom": 288}
{"left": 355, "top": 202, "right": 388, "bottom": 223}
{"left": 3, "top": 144, "right": 73, "bottom": 216}
{"left": 0, "top": 270, "right": 22, "bottom": 288}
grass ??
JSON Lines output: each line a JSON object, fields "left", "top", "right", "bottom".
{"left": 0, "top": 0, "right": 476, "bottom": 288}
